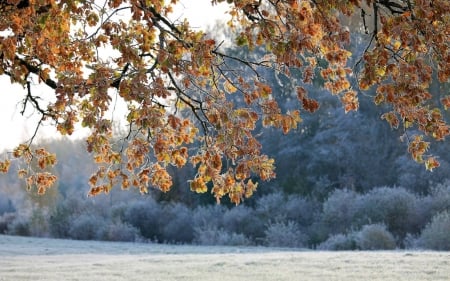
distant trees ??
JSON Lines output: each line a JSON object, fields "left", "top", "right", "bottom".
{"left": 3, "top": 177, "right": 450, "bottom": 250}
{"left": 2, "top": 73, "right": 450, "bottom": 248}
{"left": 2, "top": 139, "right": 450, "bottom": 250}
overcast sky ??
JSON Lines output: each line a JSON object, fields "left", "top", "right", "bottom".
{"left": 0, "top": 0, "right": 227, "bottom": 152}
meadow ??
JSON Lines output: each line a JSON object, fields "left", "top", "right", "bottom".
{"left": 0, "top": 235, "right": 449, "bottom": 281}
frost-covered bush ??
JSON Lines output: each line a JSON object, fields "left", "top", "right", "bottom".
{"left": 192, "top": 204, "right": 226, "bottom": 230}
{"left": 403, "top": 233, "right": 420, "bottom": 249}
{"left": 317, "top": 233, "right": 358, "bottom": 251}
{"left": 222, "top": 205, "right": 264, "bottom": 239}
{"left": 0, "top": 213, "right": 16, "bottom": 234}
{"left": 110, "top": 202, "right": 129, "bottom": 222}
{"left": 428, "top": 182, "right": 450, "bottom": 211}
{"left": 49, "top": 196, "right": 88, "bottom": 238}
{"left": 122, "top": 198, "right": 163, "bottom": 241}
{"left": 283, "top": 195, "right": 319, "bottom": 227}
{"left": 100, "top": 221, "right": 141, "bottom": 242}
{"left": 7, "top": 217, "right": 30, "bottom": 236}
{"left": 264, "top": 221, "right": 307, "bottom": 248}
{"left": 356, "top": 224, "right": 396, "bottom": 250}
{"left": 160, "top": 203, "right": 194, "bottom": 243}
{"left": 354, "top": 187, "right": 418, "bottom": 237}
{"left": 0, "top": 213, "right": 15, "bottom": 234}
{"left": 28, "top": 209, "right": 50, "bottom": 237}
{"left": 255, "top": 192, "right": 286, "bottom": 221}
{"left": 321, "top": 189, "right": 359, "bottom": 235}
{"left": 0, "top": 195, "right": 14, "bottom": 215}
{"left": 69, "top": 214, "right": 106, "bottom": 240}
{"left": 194, "top": 226, "right": 251, "bottom": 246}
{"left": 418, "top": 211, "right": 450, "bottom": 251}
{"left": 417, "top": 183, "right": 450, "bottom": 228}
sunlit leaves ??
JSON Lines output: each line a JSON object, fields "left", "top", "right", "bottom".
{"left": 382, "top": 112, "right": 400, "bottom": 129}
{"left": 0, "top": 160, "right": 10, "bottom": 173}
{"left": 408, "top": 135, "right": 430, "bottom": 163}
{"left": 190, "top": 177, "right": 208, "bottom": 193}
{"left": 150, "top": 163, "right": 172, "bottom": 192}
{"left": 27, "top": 172, "right": 57, "bottom": 195}
{"left": 297, "top": 87, "right": 319, "bottom": 113}
{"left": 1, "top": 0, "right": 450, "bottom": 201}
{"left": 425, "top": 157, "right": 440, "bottom": 172}
{"left": 341, "top": 91, "right": 359, "bottom": 113}
{"left": 7, "top": 144, "right": 58, "bottom": 194}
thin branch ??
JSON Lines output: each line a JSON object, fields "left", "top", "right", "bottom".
{"left": 27, "top": 115, "right": 45, "bottom": 147}
{"left": 111, "top": 63, "right": 129, "bottom": 89}
{"left": 16, "top": 57, "right": 57, "bottom": 89}
{"left": 23, "top": 80, "right": 51, "bottom": 146}
{"left": 353, "top": 32, "right": 376, "bottom": 73}
{"left": 86, "top": 6, "right": 131, "bottom": 40}
{"left": 166, "top": 71, "right": 209, "bottom": 135}
{"left": 373, "top": 1, "right": 379, "bottom": 42}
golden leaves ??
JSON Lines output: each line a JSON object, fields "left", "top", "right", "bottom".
{"left": 126, "top": 138, "right": 150, "bottom": 170}
{"left": 224, "top": 80, "right": 238, "bottom": 94}
{"left": 190, "top": 177, "right": 208, "bottom": 193}
{"left": 27, "top": 173, "right": 57, "bottom": 195}
{"left": 0, "top": 160, "right": 10, "bottom": 173}
{"left": 425, "top": 157, "right": 440, "bottom": 172}
{"left": 1, "top": 0, "right": 449, "bottom": 203}
{"left": 35, "top": 148, "right": 57, "bottom": 170}
{"left": 7, "top": 145, "right": 58, "bottom": 194}
{"left": 441, "top": 96, "right": 450, "bottom": 110}
{"left": 408, "top": 135, "right": 429, "bottom": 163}
{"left": 255, "top": 81, "right": 272, "bottom": 98}
{"left": 341, "top": 91, "right": 359, "bottom": 113}
{"left": 150, "top": 164, "right": 172, "bottom": 192}
{"left": 381, "top": 112, "right": 400, "bottom": 129}
{"left": 297, "top": 87, "right": 319, "bottom": 113}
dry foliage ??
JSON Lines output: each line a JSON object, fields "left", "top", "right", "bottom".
{"left": 0, "top": 0, "right": 449, "bottom": 203}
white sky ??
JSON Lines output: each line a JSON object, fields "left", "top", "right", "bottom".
{"left": 0, "top": 0, "right": 228, "bottom": 152}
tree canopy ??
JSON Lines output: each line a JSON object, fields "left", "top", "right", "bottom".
{"left": 0, "top": 0, "right": 449, "bottom": 204}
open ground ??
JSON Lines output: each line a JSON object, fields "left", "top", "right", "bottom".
{"left": 0, "top": 235, "right": 449, "bottom": 281}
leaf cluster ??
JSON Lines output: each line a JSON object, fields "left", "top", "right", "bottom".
{"left": 0, "top": 0, "right": 449, "bottom": 202}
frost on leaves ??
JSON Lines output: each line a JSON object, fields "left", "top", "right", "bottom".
{"left": 0, "top": 0, "right": 449, "bottom": 203}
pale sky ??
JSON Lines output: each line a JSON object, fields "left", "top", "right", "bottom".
{"left": 0, "top": 0, "right": 228, "bottom": 152}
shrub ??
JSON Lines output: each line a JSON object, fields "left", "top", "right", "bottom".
{"left": 354, "top": 187, "right": 418, "bottom": 237}
{"left": 0, "top": 213, "right": 16, "bottom": 234}
{"left": 160, "top": 203, "right": 194, "bottom": 243}
{"left": 28, "top": 209, "right": 50, "bottom": 237}
{"left": 100, "top": 221, "right": 141, "bottom": 242}
{"left": 0, "top": 195, "right": 14, "bottom": 215}
{"left": 418, "top": 211, "right": 450, "bottom": 251}
{"left": 255, "top": 192, "right": 286, "bottom": 221}
{"left": 356, "top": 224, "right": 396, "bottom": 250}
{"left": 414, "top": 183, "right": 450, "bottom": 233}
{"left": 49, "top": 196, "right": 87, "bottom": 238}
{"left": 222, "top": 205, "right": 264, "bottom": 239}
{"left": 283, "top": 195, "right": 320, "bottom": 227}
{"left": 110, "top": 202, "right": 130, "bottom": 222}
{"left": 192, "top": 204, "right": 226, "bottom": 230}
{"left": 264, "top": 221, "right": 307, "bottom": 248}
{"left": 307, "top": 221, "right": 332, "bottom": 246}
{"left": 317, "top": 233, "right": 358, "bottom": 251}
{"left": 7, "top": 217, "right": 30, "bottom": 236}
{"left": 428, "top": 182, "right": 450, "bottom": 212}
{"left": 69, "top": 214, "right": 106, "bottom": 240}
{"left": 321, "top": 189, "right": 359, "bottom": 235}
{"left": 122, "top": 198, "right": 163, "bottom": 241}
{"left": 403, "top": 233, "right": 420, "bottom": 249}
{"left": 194, "top": 226, "right": 251, "bottom": 246}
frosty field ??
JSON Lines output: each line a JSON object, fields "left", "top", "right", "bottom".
{"left": 0, "top": 235, "right": 449, "bottom": 281}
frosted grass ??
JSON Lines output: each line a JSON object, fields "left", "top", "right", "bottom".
{"left": 1, "top": 235, "right": 449, "bottom": 281}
